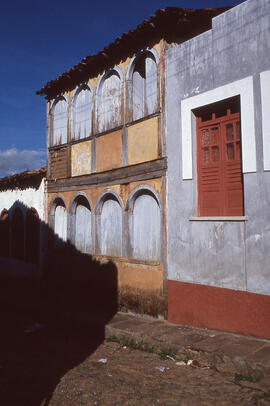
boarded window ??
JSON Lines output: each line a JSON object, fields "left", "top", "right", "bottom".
{"left": 0, "top": 209, "right": 9, "bottom": 258}
{"left": 25, "top": 208, "right": 40, "bottom": 265}
{"left": 97, "top": 71, "right": 121, "bottom": 133}
{"left": 100, "top": 197, "right": 122, "bottom": 256}
{"left": 132, "top": 54, "right": 157, "bottom": 121}
{"left": 75, "top": 201, "right": 92, "bottom": 253}
{"left": 72, "top": 87, "right": 92, "bottom": 140}
{"left": 54, "top": 204, "right": 67, "bottom": 243}
{"left": 132, "top": 193, "right": 160, "bottom": 261}
{"left": 11, "top": 208, "right": 24, "bottom": 260}
{"left": 197, "top": 107, "right": 243, "bottom": 216}
{"left": 52, "top": 98, "right": 68, "bottom": 145}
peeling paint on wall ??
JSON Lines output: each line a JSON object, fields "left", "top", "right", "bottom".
{"left": 71, "top": 141, "right": 91, "bottom": 177}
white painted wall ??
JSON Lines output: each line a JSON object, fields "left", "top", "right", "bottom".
{"left": 0, "top": 178, "right": 45, "bottom": 220}
{"left": 181, "top": 76, "right": 256, "bottom": 179}
{"left": 260, "top": 70, "right": 270, "bottom": 171}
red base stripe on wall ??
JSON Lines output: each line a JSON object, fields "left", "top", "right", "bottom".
{"left": 168, "top": 280, "right": 270, "bottom": 339}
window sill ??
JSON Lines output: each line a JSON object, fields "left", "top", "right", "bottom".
{"left": 126, "top": 110, "right": 161, "bottom": 127}
{"left": 189, "top": 216, "right": 248, "bottom": 222}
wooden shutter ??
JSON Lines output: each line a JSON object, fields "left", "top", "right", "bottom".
{"left": 197, "top": 110, "right": 243, "bottom": 216}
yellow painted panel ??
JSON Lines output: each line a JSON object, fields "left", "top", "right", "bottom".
{"left": 96, "top": 130, "right": 122, "bottom": 172}
{"left": 128, "top": 117, "right": 158, "bottom": 165}
{"left": 71, "top": 141, "right": 91, "bottom": 177}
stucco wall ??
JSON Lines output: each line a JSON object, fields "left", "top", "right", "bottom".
{"left": 166, "top": 0, "right": 270, "bottom": 295}
{"left": 0, "top": 178, "right": 45, "bottom": 220}
{"left": 47, "top": 177, "right": 164, "bottom": 293}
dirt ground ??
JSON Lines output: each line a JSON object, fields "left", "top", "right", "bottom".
{"left": 49, "top": 342, "right": 270, "bottom": 406}
{"left": 0, "top": 312, "right": 270, "bottom": 406}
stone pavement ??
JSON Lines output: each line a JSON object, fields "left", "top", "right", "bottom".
{"left": 105, "top": 312, "right": 270, "bottom": 378}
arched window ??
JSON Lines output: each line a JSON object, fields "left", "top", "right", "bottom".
{"left": 51, "top": 97, "right": 68, "bottom": 145}
{"left": 97, "top": 70, "right": 121, "bottom": 133}
{"left": 98, "top": 194, "right": 122, "bottom": 257}
{"left": 25, "top": 208, "right": 40, "bottom": 264}
{"left": 72, "top": 86, "right": 92, "bottom": 140}
{"left": 128, "top": 188, "right": 161, "bottom": 261}
{"left": 11, "top": 207, "right": 24, "bottom": 260}
{"left": 0, "top": 209, "right": 9, "bottom": 258}
{"left": 54, "top": 199, "right": 67, "bottom": 243}
{"left": 132, "top": 53, "right": 157, "bottom": 121}
{"left": 70, "top": 195, "right": 92, "bottom": 253}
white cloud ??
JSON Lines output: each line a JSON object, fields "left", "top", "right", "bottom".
{"left": 0, "top": 148, "right": 46, "bottom": 178}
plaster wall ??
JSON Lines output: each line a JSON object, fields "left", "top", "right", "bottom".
{"left": 96, "top": 130, "right": 122, "bottom": 172}
{"left": 128, "top": 116, "right": 159, "bottom": 165}
{"left": 166, "top": 0, "right": 270, "bottom": 295}
{"left": 0, "top": 179, "right": 45, "bottom": 220}
{"left": 47, "top": 177, "right": 164, "bottom": 293}
{"left": 71, "top": 140, "right": 92, "bottom": 176}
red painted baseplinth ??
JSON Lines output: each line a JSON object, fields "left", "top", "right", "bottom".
{"left": 168, "top": 280, "right": 270, "bottom": 339}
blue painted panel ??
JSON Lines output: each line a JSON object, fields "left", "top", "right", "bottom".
{"left": 133, "top": 194, "right": 160, "bottom": 261}
{"left": 53, "top": 100, "right": 68, "bottom": 145}
{"left": 133, "top": 70, "right": 144, "bottom": 121}
{"left": 98, "top": 73, "right": 121, "bottom": 133}
{"left": 75, "top": 204, "right": 92, "bottom": 253}
{"left": 145, "top": 57, "right": 157, "bottom": 116}
{"left": 54, "top": 205, "right": 67, "bottom": 242}
{"left": 73, "top": 88, "right": 92, "bottom": 140}
{"left": 100, "top": 199, "right": 122, "bottom": 256}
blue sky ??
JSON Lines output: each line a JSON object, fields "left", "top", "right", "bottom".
{"left": 0, "top": 0, "right": 244, "bottom": 177}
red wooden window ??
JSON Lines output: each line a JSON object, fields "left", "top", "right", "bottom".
{"left": 197, "top": 109, "right": 243, "bottom": 216}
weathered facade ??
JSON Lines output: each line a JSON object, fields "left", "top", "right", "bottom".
{"left": 36, "top": 0, "right": 270, "bottom": 337}
{"left": 37, "top": 7, "right": 225, "bottom": 316}
{"left": 166, "top": 0, "right": 270, "bottom": 338}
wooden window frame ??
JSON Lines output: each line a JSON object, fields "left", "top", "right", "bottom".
{"left": 197, "top": 108, "right": 244, "bottom": 217}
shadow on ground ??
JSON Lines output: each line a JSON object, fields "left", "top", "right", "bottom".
{"left": 0, "top": 201, "right": 118, "bottom": 406}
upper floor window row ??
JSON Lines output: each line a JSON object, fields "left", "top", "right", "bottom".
{"left": 49, "top": 50, "right": 159, "bottom": 146}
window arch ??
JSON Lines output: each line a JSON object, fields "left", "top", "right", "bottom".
{"left": 72, "top": 85, "right": 92, "bottom": 140}
{"left": 69, "top": 193, "right": 93, "bottom": 253}
{"left": 131, "top": 52, "right": 158, "bottom": 121}
{"left": 11, "top": 207, "right": 24, "bottom": 260}
{"left": 96, "top": 191, "right": 123, "bottom": 257}
{"left": 25, "top": 207, "right": 40, "bottom": 264}
{"left": 96, "top": 69, "right": 122, "bottom": 133}
{"left": 51, "top": 97, "right": 68, "bottom": 145}
{"left": 127, "top": 185, "right": 161, "bottom": 261}
{"left": 0, "top": 209, "right": 9, "bottom": 258}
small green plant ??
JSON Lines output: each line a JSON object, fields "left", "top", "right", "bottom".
{"left": 106, "top": 335, "right": 154, "bottom": 353}
{"left": 106, "top": 335, "right": 120, "bottom": 343}
{"left": 234, "top": 373, "right": 260, "bottom": 383}
{"left": 159, "top": 347, "right": 177, "bottom": 360}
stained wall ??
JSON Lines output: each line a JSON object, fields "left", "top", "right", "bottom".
{"left": 166, "top": 0, "right": 270, "bottom": 336}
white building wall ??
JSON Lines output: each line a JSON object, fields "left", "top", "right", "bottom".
{"left": 0, "top": 178, "right": 45, "bottom": 220}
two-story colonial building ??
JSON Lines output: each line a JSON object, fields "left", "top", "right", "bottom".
{"left": 37, "top": 0, "right": 270, "bottom": 338}
{"left": 37, "top": 7, "right": 224, "bottom": 317}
